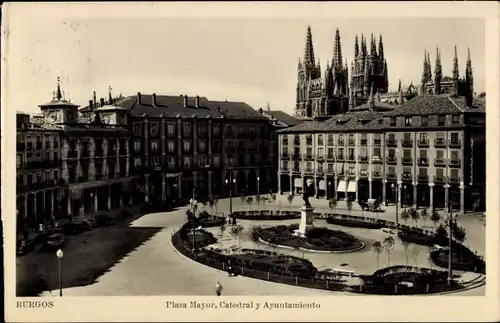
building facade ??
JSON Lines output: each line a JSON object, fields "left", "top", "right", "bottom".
{"left": 295, "top": 26, "right": 389, "bottom": 119}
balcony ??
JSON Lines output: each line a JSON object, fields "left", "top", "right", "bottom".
{"left": 281, "top": 152, "right": 289, "bottom": 159}
{"left": 292, "top": 167, "right": 300, "bottom": 173}
{"left": 417, "top": 139, "right": 429, "bottom": 148}
{"left": 347, "top": 156, "right": 356, "bottom": 162}
{"left": 24, "top": 160, "right": 62, "bottom": 170}
{"left": 359, "top": 171, "right": 368, "bottom": 178}
{"left": 449, "top": 159, "right": 462, "bottom": 168}
{"left": 281, "top": 140, "right": 289, "bottom": 146}
{"left": 304, "top": 168, "right": 314, "bottom": 174}
{"left": 448, "top": 176, "right": 460, "bottom": 184}
{"left": 317, "top": 154, "right": 325, "bottom": 161}
{"left": 434, "top": 158, "right": 446, "bottom": 167}
{"left": 372, "top": 171, "right": 382, "bottom": 178}
{"left": 418, "top": 174, "right": 429, "bottom": 182}
{"left": 402, "top": 139, "right": 413, "bottom": 148}
{"left": 348, "top": 140, "right": 356, "bottom": 146}
{"left": 316, "top": 167, "right": 324, "bottom": 174}
{"left": 326, "top": 154, "right": 335, "bottom": 161}
{"left": 386, "top": 139, "right": 397, "bottom": 147}
{"left": 358, "top": 156, "right": 369, "bottom": 163}
{"left": 292, "top": 154, "right": 301, "bottom": 160}
{"left": 327, "top": 140, "right": 334, "bottom": 146}
{"left": 387, "top": 156, "right": 397, "bottom": 164}
{"left": 303, "top": 153, "right": 314, "bottom": 160}
{"left": 21, "top": 179, "right": 59, "bottom": 192}
{"left": 293, "top": 139, "right": 300, "bottom": 146}
{"left": 449, "top": 140, "right": 461, "bottom": 149}
{"left": 306, "top": 140, "right": 313, "bottom": 146}
{"left": 338, "top": 140, "right": 345, "bottom": 146}
{"left": 336, "top": 155, "right": 345, "bottom": 162}
{"left": 401, "top": 157, "right": 413, "bottom": 165}
{"left": 417, "top": 158, "right": 429, "bottom": 166}
{"left": 386, "top": 173, "right": 397, "bottom": 180}
{"left": 402, "top": 172, "right": 412, "bottom": 181}
{"left": 371, "top": 156, "right": 383, "bottom": 164}
{"left": 434, "top": 176, "right": 445, "bottom": 184}
{"left": 360, "top": 139, "right": 368, "bottom": 146}
{"left": 434, "top": 138, "right": 447, "bottom": 148}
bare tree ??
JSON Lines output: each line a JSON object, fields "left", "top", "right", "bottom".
{"left": 430, "top": 210, "right": 441, "bottom": 230}
{"left": 400, "top": 209, "right": 410, "bottom": 225}
{"left": 372, "top": 241, "right": 383, "bottom": 270}
{"left": 219, "top": 223, "right": 226, "bottom": 250}
{"left": 383, "top": 236, "right": 396, "bottom": 267}
{"left": 402, "top": 240, "right": 411, "bottom": 265}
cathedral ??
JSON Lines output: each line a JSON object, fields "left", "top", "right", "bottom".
{"left": 420, "top": 46, "right": 474, "bottom": 97}
{"left": 295, "top": 26, "right": 389, "bottom": 119}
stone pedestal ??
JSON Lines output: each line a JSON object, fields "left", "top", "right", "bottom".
{"left": 297, "top": 205, "right": 314, "bottom": 237}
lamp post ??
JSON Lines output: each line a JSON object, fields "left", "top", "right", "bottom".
{"left": 89, "top": 192, "right": 94, "bottom": 221}
{"left": 215, "top": 281, "right": 223, "bottom": 296}
{"left": 257, "top": 176, "right": 260, "bottom": 210}
{"left": 445, "top": 201, "right": 456, "bottom": 286}
{"left": 56, "top": 249, "right": 64, "bottom": 297}
{"left": 402, "top": 185, "right": 407, "bottom": 208}
{"left": 327, "top": 181, "right": 331, "bottom": 199}
{"left": 225, "top": 174, "right": 236, "bottom": 216}
{"left": 189, "top": 189, "right": 198, "bottom": 251}
{"left": 391, "top": 183, "right": 399, "bottom": 227}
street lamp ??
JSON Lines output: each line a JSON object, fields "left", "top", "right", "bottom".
{"left": 189, "top": 189, "right": 198, "bottom": 251}
{"left": 257, "top": 176, "right": 260, "bottom": 210}
{"left": 225, "top": 174, "right": 236, "bottom": 216}
{"left": 56, "top": 249, "right": 64, "bottom": 297}
{"left": 215, "top": 281, "right": 223, "bottom": 296}
{"left": 89, "top": 193, "right": 94, "bottom": 221}
{"left": 328, "top": 181, "right": 331, "bottom": 199}
{"left": 402, "top": 185, "right": 407, "bottom": 208}
{"left": 391, "top": 183, "right": 399, "bottom": 227}
{"left": 445, "top": 202, "right": 457, "bottom": 286}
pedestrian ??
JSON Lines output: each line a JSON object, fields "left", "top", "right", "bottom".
{"left": 227, "top": 260, "right": 233, "bottom": 277}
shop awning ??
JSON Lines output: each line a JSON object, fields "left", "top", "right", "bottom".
{"left": 319, "top": 180, "right": 326, "bottom": 190}
{"left": 347, "top": 181, "right": 357, "bottom": 193}
{"left": 337, "top": 180, "right": 347, "bottom": 192}
{"left": 294, "top": 178, "right": 303, "bottom": 188}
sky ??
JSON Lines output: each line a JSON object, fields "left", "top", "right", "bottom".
{"left": 3, "top": 5, "right": 485, "bottom": 116}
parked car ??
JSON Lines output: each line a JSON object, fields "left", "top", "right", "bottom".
{"left": 95, "top": 214, "right": 115, "bottom": 226}
{"left": 41, "top": 233, "right": 65, "bottom": 251}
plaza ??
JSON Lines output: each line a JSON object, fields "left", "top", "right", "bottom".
{"left": 39, "top": 196, "right": 485, "bottom": 296}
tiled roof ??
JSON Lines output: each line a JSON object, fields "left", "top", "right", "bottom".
{"left": 384, "top": 95, "right": 485, "bottom": 116}
{"left": 266, "top": 110, "right": 301, "bottom": 126}
{"left": 38, "top": 99, "right": 79, "bottom": 109}
{"left": 122, "top": 95, "right": 222, "bottom": 118}
{"left": 211, "top": 100, "right": 268, "bottom": 120}
{"left": 349, "top": 101, "right": 396, "bottom": 112}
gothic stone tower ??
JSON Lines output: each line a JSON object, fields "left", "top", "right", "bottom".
{"left": 350, "top": 33, "right": 388, "bottom": 99}
{"left": 295, "top": 27, "right": 349, "bottom": 119}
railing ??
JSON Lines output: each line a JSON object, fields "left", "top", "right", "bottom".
{"left": 338, "top": 140, "right": 344, "bottom": 146}
{"left": 318, "top": 140, "right": 324, "bottom": 146}
{"left": 292, "top": 154, "right": 301, "bottom": 160}
{"left": 358, "top": 156, "right": 369, "bottom": 163}
{"left": 417, "top": 158, "right": 429, "bottom": 166}
{"left": 336, "top": 155, "right": 345, "bottom": 161}
{"left": 417, "top": 139, "right": 429, "bottom": 148}
{"left": 281, "top": 153, "right": 289, "bottom": 159}
{"left": 402, "top": 139, "right": 413, "bottom": 148}
{"left": 360, "top": 139, "right": 368, "bottom": 146}
{"left": 372, "top": 171, "right": 382, "bottom": 178}
{"left": 359, "top": 171, "right": 368, "bottom": 178}
{"left": 24, "top": 160, "right": 62, "bottom": 170}
{"left": 386, "top": 139, "right": 397, "bottom": 147}
{"left": 434, "top": 176, "right": 444, "bottom": 183}
{"left": 434, "top": 138, "right": 447, "bottom": 148}
{"left": 449, "top": 140, "right": 461, "bottom": 149}
{"left": 304, "top": 168, "right": 313, "bottom": 174}
{"left": 401, "top": 157, "right": 413, "bottom": 165}
{"left": 371, "top": 157, "right": 382, "bottom": 164}
{"left": 347, "top": 156, "right": 356, "bottom": 162}
{"left": 292, "top": 167, "right": 300, "bottom": 172}
{"left": 303, "top": 154, "right": 314, "bottom": 160}
{"left": 417, "top": 174, "right": 429, "bottom": 181}
{"left": 402, "top": 173, "right": 412, "bottom": 181}
{"left": 293, "top": 140, "right": 300, "bottom": 145}
{"left": 448, "top": 176, "right": 460, "bottom": 184}
{"left": 281, "top": 140, "right": 289, "bottom": 146}
{"left": 306, "top": 139, "right": 313, "bottom": 146}
{"left": 434, "top": 159, "right": 446, "bottom": 167}
{"left": 386, "top": 156, "right": 397, "bottom": 164}
{"left": 317, "top": 154, "right": 324, "bottom": 161}
{"left": 449, "top": 159, "right": 461, "bottom": 167}
{"left": 21, "top": 180, "right": 59, "bottom": 191}
{"left": 387, "top": 173, "right": 397, "bottom": 180}
{"left": 348, "top": 140, "right": 355, "bottom": 146}
{"left": 327, "top": 140, "right": 334, "bottom": 146}
{"left": 326, "top": 154, "right": 335, "bottom": 161}
{"left": 373, "top": 139, "right": 381, "bottom": 146}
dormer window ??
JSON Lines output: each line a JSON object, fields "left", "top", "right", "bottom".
{"left": 438, "top": 115, "right": 446, "bottom": 126}
{"left": 452, "top": 114, "right": 460, "bottom": 125}
{"left": 390, "top": 117, "right": 396, "bottom": 126}
{"left": 405, "top": 117, "right": 412, "bottom": 126}
{"left": 421, "top": 116, "right": 428, "bottom": 126}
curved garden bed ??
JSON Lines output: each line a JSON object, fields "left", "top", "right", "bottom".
{"left": 232, "top": 210, "right": 300, "bottom": 220}
{"left": 326, "top": 216, "right": 384, "bottom": 229}
{"left": 430, "top": 249, "right": 486, "bottom": 274}
{"left": 258, "top": 224, "right": 364, "bottom": 253}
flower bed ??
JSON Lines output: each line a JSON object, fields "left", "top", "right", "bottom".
{"left": 258, "top": 224, "right": 364, "bottom": 252}
{"left": 326, "top": 216, "right": 384, "bottom": 229}
{"left": 232, "top": 210, "right": 300, "bottom": 220}
{"left": 430, "top": 249, "right": 486, "bottom": 274}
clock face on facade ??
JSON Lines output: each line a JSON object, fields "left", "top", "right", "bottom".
{"left": 47, "top": 111, "right": 58, "bottom": 122}
{"left": 102, "top": 115, "right": 111, "bottom": 124}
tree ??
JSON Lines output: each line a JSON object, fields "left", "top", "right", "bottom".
{"left": 230, "top": 225, "right": 244, "bottom": 248}
{"left": 358, "top": 200, "right": 365, "bottom": 216}
{"left": 452, "top": 224, "right": 467, "bottom": 261}
{"left": 255, "top": 195, "right": 261, "bottom": 211}
{"left": 372, "top": 241, "right": 383, "bottom": 270}
{"left": 186, "top": 209, "right": 194, "bottom": 222}
{"left": 402, "top": 240, "right": 411, "bottom": 265}
{"left": 249, "top": 225, "right": 261, "bottom": 249}
{"left": 213, "top": 197, "right": 219, "bottom": 214}
{"left": 246, "top": 196, "right": 254, "bottom": 211}
{"left": 219, "top": 223, "right": 226, "bottom": 249}
{"left": 400, "top": 209, "right": 410, "bottom": 225}
{"left": 383, "top": 236, "right": 396, "bottom": 267}
{"left": 208, "top": 197, "right": 215, "bottom": 215}
{"left": 420, "top": 209, "right": 428, "bottom": 224}
{"left": 346, "top": 200, "right": 353, "bottom": 215}
{"left": 410, "top": 208, "right": 420, "bottom": 227}
{"left": 411, "top": 244, "right": 420, "bottom": 267}
{"left": 271, "top": 193, "right": 277, "bottom": 214}
{"left": 239, "top": 195, "right": 245, "bottom": 211}
{"left": 268, "top": 232, "right": 279, "bottom": 254}
{"left": 430, "top": 210, "right": 441, "bottom": 229}
{"left": 329, "top": 198, "right": 337, "bottom": 214}
{"left": 287, "top": 193, "right": 294, "bottom": 212}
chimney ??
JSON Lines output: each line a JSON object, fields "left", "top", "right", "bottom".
{"left": 152, "top": 93, "right": 157, "bottom": 107}
{"left": 137, "top": 92, "right": 142, "bottom": 105}
{"left": 195, "top": 95, "right": 200, "bottom": 108}
{"left": 93, "top": 91, "right": 97, "bottom": 108}
{"left": 88, "top": 100, "right": 93, "bottom": 110}
{"left": 183, "top": 95, "right": 188, "bottom": 107}
{"left": 100, "top": 98, "right": 105, "bottom": 107}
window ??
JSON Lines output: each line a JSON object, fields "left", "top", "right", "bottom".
{"left": 436, "top": 168, "right": 444, "bottom": 178}
{"left": 134, "top": 140, "right": 141, "bottom": 153}
{"left": 451, "top": 133, "right": 459, "bottom": 144}
{"left": 167, "top": 140, "right": 175, "bottom": 153}
{"left": 183, "top": 123, "right": 192, "bottom": 136}
{"left": 359, "top": 147, "right": 367, "bottom": 158}
{"left": 294, "top": 147, "right": 300, "bottom": 156}
{"left": 327, "top": 163, "right": 334, "bottom": 172}
{"left": 134, "top": 157, "right": 141, "bottom": 168}
{"left": 419, "top": 150, "right": 427, "bottom": 158}
{"left": 184, "top": 156, "right": 191, "bottom": 168}
{"left": 450, "top": 169, "right": 459, "bottom": 179}
{"left": 418, "top": 168, "right": 427, "bottom": 176}
{"left": 327, "top": 134, "right": 334, "bottom": 145}
{"left": 452, "top": 115, "right": 460, "bottom": 125}
{"left": 438, "top": 115, "right": 446, "bottom": 126}
{"left": 167, "top": 123, "right": 176, "bottom": 136}
{"left": 403, "top": 166, "right": 411, "bottom": 174}
{"left": 405, "top": 117, "right": 412, "bottom": 126}
{"left": 373, "top": 164, "right": 381, "bottom": 172}
{"left": 317, "top": 134, "right": 324, "bottom": 145}
{"left": 293, "top": 161, "right": 299, "bottom": 171}
{"left": 152, "top": 156, "right": 161, "bottom": 168}
{"left": 133, "top": 123, "right": 142, "bottom": 135}
{"left": 338, "top": 148, "right": 344, "bottom": 158}
{"left": 388, "top": 166, "right": 396, "bottom": 174}
{"left": 328, "top": 148, "right": 334, "bottom": 158}
{"left": 348, "top": 134, "right": 354, "bottom": 143}
{"left": 168, "top": 157, "right": 176, "bottom": 169}
{"left": 436, "top": 150, "right": 444, "bottom": 160}
{"left": 388, "top": 133, "right": 395, "bottom": 141}
{"left": 338, "top": 134, "right": 344, "bottom": 144}
{"left": 403, "top": 133, "right": 411, "bottom": 141}
{"left": 388, "top": 149, "right": 396, "bottom": 157}
{"left": 150, "top": 122, "right": 160, "bottom": 136}
{"left": 419, "top": 133, "right": 428, "bottom": 142}
{"left": 198, "top": 139, "right": 206, "bottom": 153}
{"left": 372, "top": 147, "right": 381, "bottom": 159}
{"left": 198, "top": 123, "right": 207, "bottom": 135}
{"left": 348, "top": 148, "right": 355, "bottom": 160}
{"left": 348, "top": 166, "right": 355, "bottom": 175}
{"left": 151, "top": 140, "right": 159, "bottom": 153}
{"left": 390, "top": 117, "right": 396, "bottom": 126}
{"left": 239, "top": 126, "right": 244, "bottom": 134}
{"left": 421, "top": 116, "right": 428, "bottom": 126}
{"left": 451, "top": 150, "right": 459, "bottom": 160}
{"left": 183, "top": 140, "right": 191, "bottom": 153}
{"left": 306, "top": 147, "right": 313, "bottom": 156}
{"left": 282, "top": 136, "right": 288, "bottom": 145}
{"left": 306, "top": 161, "right": 312, "bottom": 171}
{"left": 213, "top": 156, "right": 220, "bottom": 167}
{"left": 213, "top": 124, "right": 220, "bottom": 136}
{"left": 318, "top": 147, "right": 324, "bottom": 157}
{"left": 403, "top": 149, "right": 411, "bottom": 158}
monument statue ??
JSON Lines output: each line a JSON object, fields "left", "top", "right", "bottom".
{"left": 302, "top": 181, "right": 315, "bottom": 208}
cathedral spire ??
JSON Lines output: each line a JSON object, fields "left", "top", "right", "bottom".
{"left": 398, "top": 79, "right": 404, "bottom": 105}
{"left": 434, "top": 47, "right": 442, "bottom": 94}
{"left": 303, "top": 25, "right": 316, "bottom": 67}
{"left": 354, "top": 34, "right": 359, "bottom": 58}
{"left": 465, "top": 47, "right": 474, "bottom": 95}
{"left": 383, "top": 59, "right": 389, "bottom": 93}
{"left": 370, "top": 33, "right": 377, "bottom": 56}
{"left": 363, "top": 59, "right": 370, "bottom": 96}
{"left": 332, "top": 28, "right": 343, "bottom": 69}
{"left": 361, "top": 34, "right": 367, "bottom": 57}
{"left": 421, "top": 50, "right": 429, "bottom": 86}
{"left": 378, "top": 34, "right": 384, "bottom": 61}
{"left": 426, "top": 51, "right": 432, "bottom": 81}
{"left": 56, "top": 77, "right": 62, "bottom": 101}
{"left": 452, "top": 46, "right": 459, "bottom": 81}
